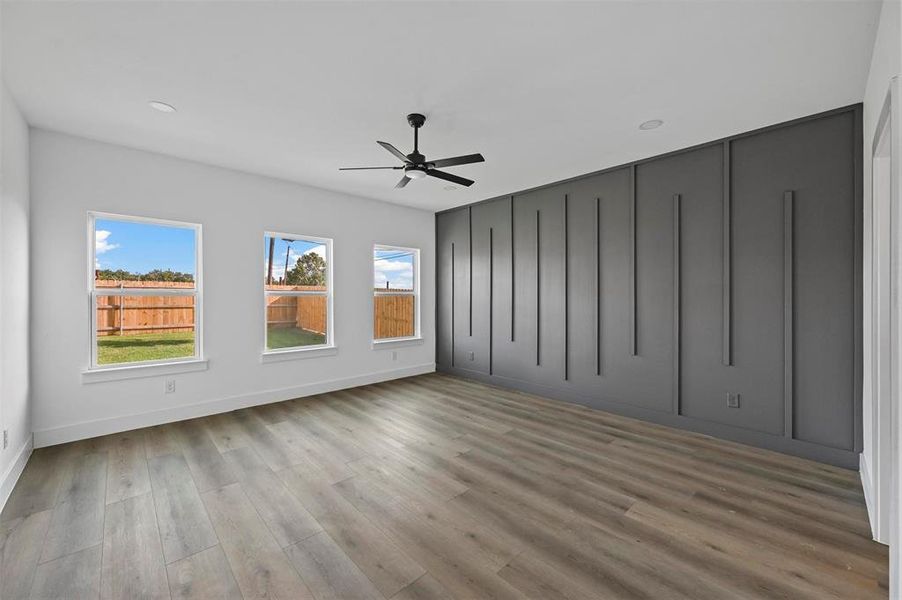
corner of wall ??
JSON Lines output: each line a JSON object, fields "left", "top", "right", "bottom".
{"left": 0, "top": 79, "right": 33, "bottom": 511}
{"left": 0, "top": 433, "right": 32, "bottom": 514}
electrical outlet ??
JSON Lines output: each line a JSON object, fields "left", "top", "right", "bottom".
{"left": 2, "top": 429, "right": 7, "bottom": 450}
{"left": 468, "top": 351, "right": 475, "bottom": 361}
{"left": 726, "top": 392, "right": 740, "bottom": 408}
{"left": 165, "top": 380, "right": 176, "bottom": 394}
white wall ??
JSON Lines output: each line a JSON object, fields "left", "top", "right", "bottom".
{"left": 0, "top": 80, "right": 32, "bottom": 505}
{"left": 29, "top": 129, "right": 435, "bottom": 446}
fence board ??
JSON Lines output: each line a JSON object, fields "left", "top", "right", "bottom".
{"left": 374, "top": 295, "right": 415, "bottom": 339}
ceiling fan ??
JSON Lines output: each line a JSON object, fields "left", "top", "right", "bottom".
{"left": 340, "top": 113, "right": 485, "bottom": 188}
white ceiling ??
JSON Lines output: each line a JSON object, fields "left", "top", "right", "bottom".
{"left": 1, "top": 1, "right": 881, "bottom": 212}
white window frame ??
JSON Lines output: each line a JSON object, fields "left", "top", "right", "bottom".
{"left": 86, "top": 211, "right": 203, "bottom": 373}
{"left": 262, "top": 231, "right": 334, "bottom": 357}
{"left": 373, "top": 244, "right": 421, "bottom": 346}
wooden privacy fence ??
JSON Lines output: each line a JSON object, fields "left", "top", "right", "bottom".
{"left": 95, "top": 281, "right": 414, "bottom": 337}
{"left": 373, "top": 294, "right": 415, "bottom": 338}
{"left": 266, "top": 286, "right": 327, "bottom": 334}
{"left": 95, "top": 280, "right": 194, "bottom": 336}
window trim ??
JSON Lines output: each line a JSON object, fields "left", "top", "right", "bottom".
{"left": 86, "top": 211, "right": 203, "bottom": 373}
{"left": 262, "top": 231, "right": 335, "bottom": 356}
{"left": 373, "top": 244, "right": 421, "bottom": 344}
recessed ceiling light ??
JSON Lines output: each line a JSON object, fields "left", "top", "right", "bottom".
{"left": 639, "top": 119, "right": 663, "bottom": 130}
{"left": 148, "top": 101, "right": 177, "bottom": 113}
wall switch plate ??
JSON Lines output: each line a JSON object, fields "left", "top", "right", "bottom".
{"left": 727, "top": 393, "right": 740, "bottom": 408}
{"left": 468, "top": 351, "right": 475, "bottom": 361}
{"left": 2, "top": 429, "right": 7, "bottom": 450}
{"left": 165, "top": 380, "right": 176, "bottom": 394}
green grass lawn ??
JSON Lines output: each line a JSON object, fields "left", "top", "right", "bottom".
{"left": 267, "top": 326, "right": 326, "bottom": 350}
{"left": 97, "top": 327, "right": 325, "bottom": 364}
{"left": 97, "top": 331, "right": 195, "bottom": 365}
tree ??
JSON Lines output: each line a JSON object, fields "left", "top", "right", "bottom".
{"left": 96, "top": 268, "right": 194, "bottom": 283}
{"left": 142, "top": 269, "right": 195, "bottom": 283}
{"left": 286, "top": 253, "right": 326, "bottom": 286}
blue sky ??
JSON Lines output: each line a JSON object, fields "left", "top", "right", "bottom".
{"left": 95, "top": 218, "right": 195, "bottom": 274}
{"left": 264, "top": 236, "right": 325, "bottom": 281}
{"left": 96, "top": 223, "right": 412, "bottom": 287}
{"left": 374, "top": 249, "right": 414, "bottom": 290}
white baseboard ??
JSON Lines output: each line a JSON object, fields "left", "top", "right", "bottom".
{"left": 34, "top": 363, "right": 435, "bottom": 448}
{"left": 1, "top": 434, "right": 34, "bottom": 514}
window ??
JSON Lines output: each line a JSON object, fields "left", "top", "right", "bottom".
{"left": 373, "top": 245, "right": 419, "bottom": 341}
{"left": 88, "top": 213, "right": 201, "bottom": 368}
{"left": 264, "top": 233, "right": 332, "bottom": 353}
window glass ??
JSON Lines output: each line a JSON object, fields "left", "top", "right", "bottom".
{"left": 373, "top": 246, "right": 418, "bottom": 340}
{"left": 264, "top": 234, "right": 331, "bottom": 351}
{"left": 91, "top": 215, "right": 199, "bottom": 367}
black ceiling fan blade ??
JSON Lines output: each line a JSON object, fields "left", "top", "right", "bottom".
{"left": 377, "top": 141, "right": 410, "bottom": 163}
{"left": 395, "top": 176, "right": 411, "bottom": 188}
{"left": 429, "top": 153, "right": 485, "bottom": 169}
{"left": 339, "top": 166, "right": 404, "bottom": 170}
{"left": 426, "top": 169, "right": 475, "bottom": 187}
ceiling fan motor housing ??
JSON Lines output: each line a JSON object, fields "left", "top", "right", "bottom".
{"left": 407, "top": 113, "right": 426, "bottom": 128}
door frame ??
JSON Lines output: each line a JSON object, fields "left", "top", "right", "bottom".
{"left": 868, "top": 75, "right": 902, "bottom": 594}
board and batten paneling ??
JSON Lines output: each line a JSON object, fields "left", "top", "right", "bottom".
{"left": 435, "top": 105, "right": 862, "bottom": 468}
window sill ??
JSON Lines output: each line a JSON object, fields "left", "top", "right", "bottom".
{"left": 372, "top": 337, "right": 424, "bottom": 350}
{"left": 82, "top": 359, "right": 208, "bottom": 384}
{"left": 261, "top": 345, "right": 339, "bottom": 363}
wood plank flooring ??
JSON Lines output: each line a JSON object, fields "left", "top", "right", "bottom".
{"left": 0, "top": 373, "right": 888, "bottom": 599}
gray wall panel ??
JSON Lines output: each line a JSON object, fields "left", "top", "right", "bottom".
{"left": 435, "top": 105, "right": 861, "bottom": 467}
{"left": 730, "top": 112, "right": 857, "bottom": 449}
{"left": 563, "top": 177, "right": 604, "bottom": 385}
{"left": 470, "top": 199, "right": 510, "bottom": 374}
{"left": 504, "top": 188, "right": 567, "bottom": 384}
{"left": 435, "top": 216, "right": 453, "bottom": 367}
{"left": 436, "top": 209, "right": 470, "bottom": 368}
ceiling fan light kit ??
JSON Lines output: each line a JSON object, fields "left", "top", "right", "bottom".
{"left": 340, "top": 113, "right": 485, "bottom": 188}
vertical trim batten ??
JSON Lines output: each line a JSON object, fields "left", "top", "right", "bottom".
{"left": 468, "top": 206, "right": 473, "bottom": 337}
{"left": 510, "top": 196, "right": 515, "bottom": 342}
{"left": 564, "top": 194, "right": 569, "bottom": 381}
{"left": 673, "top": 194, "right": 681, "bottom": 415}
{"left": 629, "top": 165, "right": 638, "bottom": 356}
{"left": 536, "top": 209, "right": 541, "bottom": 366}
{"left": 596, "top": 196, "right": 602, "bottom": 376}
{"left": 723, "top": 141, "right": 733, "bottom": 366}
{"left": 783, "top": 191, "right": 794, "bottom": 439}
{"left": 451, "top": 242, "right": 456, "bottom": 368}
{"left": 489, "top": 227, "right": 494, "bottom": 376}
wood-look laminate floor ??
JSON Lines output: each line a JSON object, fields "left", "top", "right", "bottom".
{"left": 1, "top": 373, "right": 888, "bottom": 599}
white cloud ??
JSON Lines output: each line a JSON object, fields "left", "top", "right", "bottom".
{"left": 96, "top": 230, "right": 118, "bottom": 255}
{"left": 95, "top": 230, "right": 119, "bottom": 268}
{"left": 374, "top": 259, "right": 413, "bottom": 289}
{"left": 375, "top": 258, "right": 411, "bottom": 272}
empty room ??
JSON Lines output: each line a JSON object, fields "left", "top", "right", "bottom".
{"left": 1, "top": 1, "right": 901, "bottom": 598}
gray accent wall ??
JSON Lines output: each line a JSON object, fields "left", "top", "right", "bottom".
{"left": 436, "top": 105, "right": 863, "bottom": 468}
